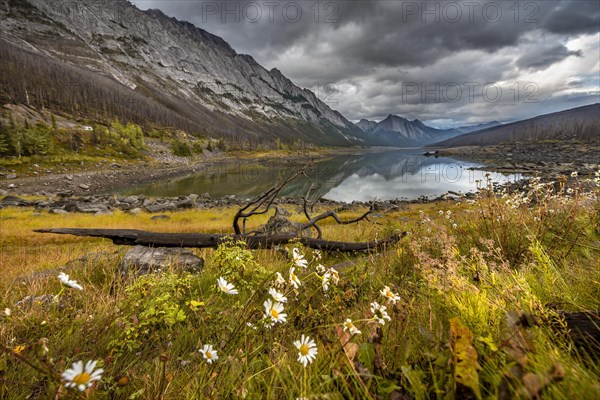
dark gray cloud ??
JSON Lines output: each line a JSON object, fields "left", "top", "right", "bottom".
{"left": 517, "top": 44, "right": 581, "bottom": 70}
{"left": 541, "top": 1, "right": 600, "bottom": 35}
{"left": 130, "top": 0, "right": 600, "bottom": 127}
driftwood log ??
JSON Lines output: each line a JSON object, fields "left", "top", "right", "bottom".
{"left": 33, "top": 228, "right": 403, "bottom": 251}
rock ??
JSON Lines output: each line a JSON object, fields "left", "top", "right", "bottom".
{"left": 175, "top": 198, "right": 194, "bottom": 209}
{"left": 3, "top": 173, "right": 17, "bottom": 179}
{"left": 0, "top": 195, "right": 31, "bottom": 206}
{"left": 257, "top": 214, "right": 303, "bottom": 235}
{"left": 15, "top": 294, "right": 57, "bottom": 310}
{"left": 7, "top": 184, "right": 15, "bottom": 189}
{"left": 65, "top": 175, "right": 73, "bottom": 181}
{"left": 50, "top": 208, "right": 69, "bottom": 214}
{"left": 114, "top": 202, "right": 131, "bottom": 211}
{"left": 121, "top": 196, "right": 139, "bottom": 204}
{"left": 118, "top": 246, "right": 204, "bottom": 276}
{"left": 130, "top": 207, "right": 142, "bottom": 214}
{"left": 151, "top": 214, "right": 170, "bottom": 220}
{"left": 0, "top": 189, "right": 7, "bottom": 196}
{"left": 200, "top": 192, "right": 211, "bottom": 200}
{"left": 145, "top": 202, "right": 176, "bottom": 213}
{"left": 79, "top": 184, "right": 90, "bottom": 190}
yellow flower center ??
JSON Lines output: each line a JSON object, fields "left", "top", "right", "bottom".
{"left": 300, "top": 343, "right": 309, "bottom": 356}
{"left": 271, "top": 308, "right": 279, "bottom": 318}
{"left": 385, "top": 289, "right": 393, "bottom": 298}
{"left": 205, "top": 351, "right": 213, "bottom": 359}
{"left": 73, "top": 372, "right": 91, "bottom": 386}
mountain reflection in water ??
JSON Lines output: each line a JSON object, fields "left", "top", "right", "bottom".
{"left": 117, "top": 149, "right": 524, "bottom": 202}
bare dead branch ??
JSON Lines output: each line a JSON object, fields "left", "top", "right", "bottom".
{"left": 299, "top": 207, "right": 374, "bottom": 233}
{"left": 233, "top": 165, "right": 310, "bottom": 235}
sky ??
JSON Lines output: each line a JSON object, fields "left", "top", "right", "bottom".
{"left": 129, "top": 0, "right": 600, "bottom": 128}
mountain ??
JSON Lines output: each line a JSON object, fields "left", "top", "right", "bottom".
{"left": 355, "top": 114, "right": 462, "bottom": 146}
{"left": 430, "top": 104, "right": 600, "bottom": 147}
{"left": 0, "top": 0, "right": 368, "bottom": 147}
{"left": 356, "top": 119, "right": 378, "bottom": 132}
{"left": 455, "top": 121, "right": 502, "bottom": 134}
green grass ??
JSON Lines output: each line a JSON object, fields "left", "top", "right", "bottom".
{"left": 0, "top": 176, "right": 599, "bottom": 399}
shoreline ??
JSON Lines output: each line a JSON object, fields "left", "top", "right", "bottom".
{"left": 1, "top": 142, "right": 597, "bottom": 199}
{"left": 0, "top": 148, "right": 354, "bottom": 197}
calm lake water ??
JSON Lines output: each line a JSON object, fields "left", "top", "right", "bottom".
{"left": 117, "top": 149, "right": 525, "bottom": 202}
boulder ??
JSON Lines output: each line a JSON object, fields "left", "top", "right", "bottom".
{"left": 175, "top": 198, "right": 194, "bottom": 209}
{"left": 118, "top": 246, "right": 204, "bottom": 276}
{"left": 145, "top": 202, "right": 176, "bottom": 213}
{"left": 0, "top": 195, "right": 31, "bottom": 207}
{"left": 121, "top": 196, "right": 139, "bottom": 204}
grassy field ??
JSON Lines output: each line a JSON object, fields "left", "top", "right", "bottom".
{"left": 0, "top": 175, "right": 599, "bottom": 399}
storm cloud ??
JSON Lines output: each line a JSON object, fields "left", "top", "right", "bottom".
{"left": 130, "top": 0, "right": 600, "bottom": 127}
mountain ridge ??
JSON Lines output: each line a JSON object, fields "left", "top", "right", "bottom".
{"left": 429, "top": 103, "right": 600, "bottom": 147}
{"left": 0, "top": 0, "right": 368, "bottom": 147}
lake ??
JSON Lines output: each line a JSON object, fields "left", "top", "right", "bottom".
{"left": 116, "top": 149, "right": 525, "bottom": 202}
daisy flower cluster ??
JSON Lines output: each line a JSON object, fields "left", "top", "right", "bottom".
{"left": 256, "top": 248, "right": 343, "bottom": 367}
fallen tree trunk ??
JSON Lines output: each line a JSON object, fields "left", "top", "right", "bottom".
{"left": 34, "top": 228, "right": 404, "bottom": 252}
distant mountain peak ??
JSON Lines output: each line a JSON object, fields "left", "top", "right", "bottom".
{"left": 355, "top": 113, "right": 462, "bottom": 146}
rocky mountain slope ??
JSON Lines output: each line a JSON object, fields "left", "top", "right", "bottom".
{"left": 355, "top": 114, "right": 462, "bottom": 146}
{"left": 455, "top": 121, "right": 502, "bottom": 134}
{"left": 0, "top": 0, "right": 367, "bottom": 146}
{"left": 430, "top": 103, "right": 600, "bottom": 147}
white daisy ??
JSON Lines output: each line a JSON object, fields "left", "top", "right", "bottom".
{"left": 3, "top": 308, "right": 11, "bottom": 317}
{"left": 294, "top": 334, "right": 318, "bottom": 367}
{"left": 199, "top": 344, "right": 218, "bottom": 364}
{"left": 62, "top": 360, "right": 103, "bottom": 392}
{"left": 343, "top": 318, "right": 361, "bottom": 336}
{"left": 315, "top": 263, "right": 326, "bottom": 274}
{"left": 329, "top": 268, "right": 339, "bottom": 285}
{"left": 274, "top": 272, "right": 286, "bottom": 288}
{"left": 263, "top": 299, "right": 287, "bottom": 324}
{"left": 313, "top": 249, "right": 322, "bottom": 261}
{"left": 58, "top": 272, "right": 83, "bottom": 291}
{"left": 322, "top": 271, "right": 331, "bottom": 292}
{"left": 292, "top": 248, "right": 308, "bottom": 269}
{"left": 268, "top": 288, "right": 287, "bottom": 303}
{"left": 217, "top": 277, "right": 238, "bottom": 295}
{"left": 380, "top": 286, "right": 401, "bottom": 305}
{"left": 289, "top": 267, "right": 301, "bottom": 289}
{"left": 370, "top": 301, "right": 391, "bottom": 325}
